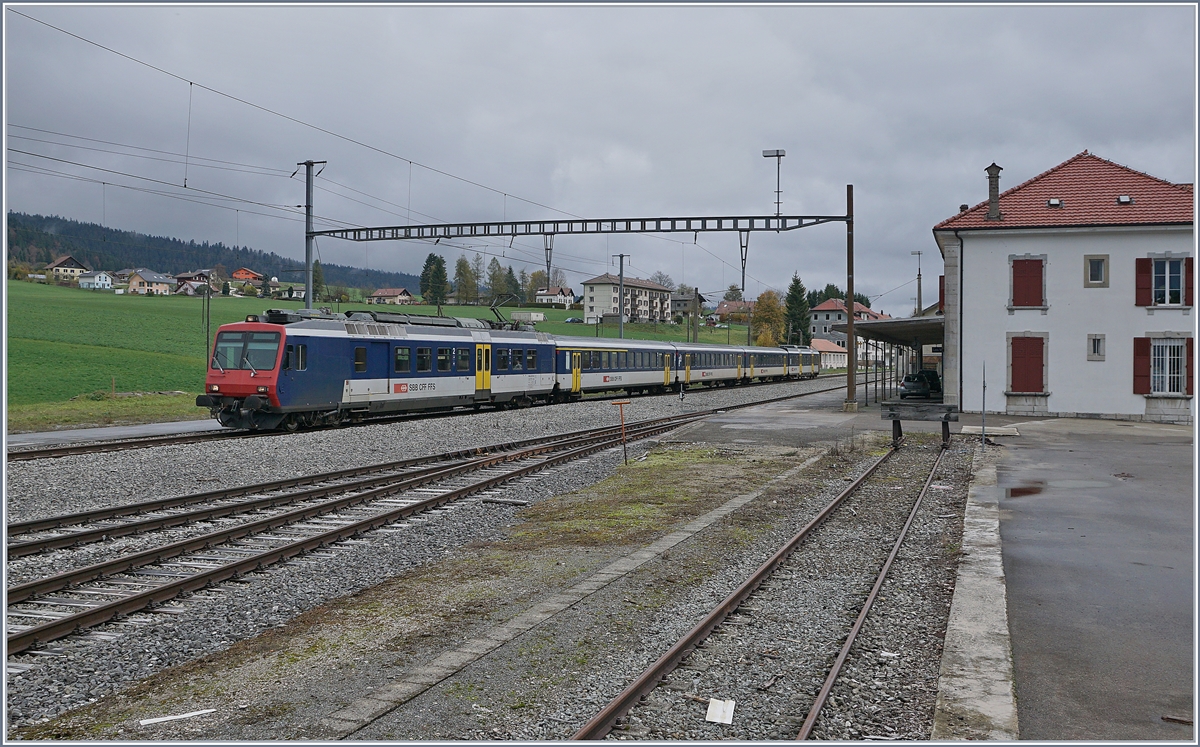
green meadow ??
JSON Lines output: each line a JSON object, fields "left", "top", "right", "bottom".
{"left": 5, "top": 281, "right": 745, "bottom": 430}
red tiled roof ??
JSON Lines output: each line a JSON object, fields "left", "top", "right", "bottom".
{"left": 810, "top": 298, "right": 889, "bottom": 320}
{"left": 809, "top": 339, "right": 847, "bottom": 353}
{"left": 934, "top": 151, "right": 1194, "bottom": 231}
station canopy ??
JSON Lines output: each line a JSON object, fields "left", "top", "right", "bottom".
{"left": 831, "top": 315, "right": 944, "bottom": 348}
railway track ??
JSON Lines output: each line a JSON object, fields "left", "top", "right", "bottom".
{"left": 571, "top": 438, "right": 947, "bottom": 740}
{"left": 7, "top": 376, "right": 882, "bottom": 656}
{"left": 6, "top": 373, "right": 866, "bottom": 462}
{"left": 6, "top": 412, "right": 709, "bottom": 655}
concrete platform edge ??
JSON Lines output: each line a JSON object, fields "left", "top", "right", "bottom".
{"left": 931, "top": 443, "right": 1020, "bottom": 740}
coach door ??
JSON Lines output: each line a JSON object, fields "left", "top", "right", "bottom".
{"left": 475, "top": 344, "right": 491, "bottom": 395}
{"left": 737, "top": 354, "right": 744, "bottom": 380}
{"left": 571, "top": 352, "right": 582, "bottom": 393}
{"left": 663, "top": 352, "right": 671, "bottom": 385}
{"left": 685, "top": 353, "right": 692, "bottom": 384}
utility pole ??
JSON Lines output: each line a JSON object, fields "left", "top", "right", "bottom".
{"left": 544, "top": 235, "right": 554, "bottom": 287}
{"left": 613, "top": 253, "right": 628, "bottom": 339}
{"left": 845, "top": 184, "right": 856, "bottom": 412}
{"left": 299, "top": 159, "right": 326, "bottom": 310}
{"left": 911, "top": 250, "right": 923, "bottom": 316}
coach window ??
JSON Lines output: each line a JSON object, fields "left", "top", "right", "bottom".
{"left": 510, "top": 350, "right": 522, "bottom": 370}
{"left": 602, "top": 352, "right": 611, "bottom": 370}
{"left": 437, "top": 348, "right": 452, "bottom": 372}
{"left": 354, "top": 346, "right": 367, "bottom": 373}
{"left": 394, "top": 347, "right": 411, "bottom": 373}
{"left": 495, "top": 348, "right": 509, "bottom": 371}
{"left": 456, "top": 348, "right": 472, "bottom": 372}
{"left": 527, "top": 349, "right": 538, "bottom": 370}
{"left": 581, "top": 352, "right": 590, "bottom": 370}
{"left": 416, "top": 347, "right": 432, "bottom": 373}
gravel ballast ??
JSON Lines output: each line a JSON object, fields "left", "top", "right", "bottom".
{"left": 5, "top": 377, "right": 851, "bottom": 734}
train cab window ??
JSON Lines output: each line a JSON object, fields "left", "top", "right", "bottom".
{"left": 511, "top": 350, "right": 522, "bottom": 370}
{"left": 354, "top": 346, "right": 367, "bottom": 373}
{"left": 395, "top": 347, "right": 411, "bottom": 373}
{"left": 527, "top": 349, "right": 538, "bottom": 370}
{"left": 495, "top": 348, "right": 509, "bottom": 371}
{"left": 437, "top": 348, "right": 452, "bottom": 372}
{"left": 456, "top": 348, "right": 471, "bottom": 372}
{"left": 417, "top": 348, "right": 432, "bottom": 372}
{"left": 284, "top": 344, "right": 307, "bottom": 371}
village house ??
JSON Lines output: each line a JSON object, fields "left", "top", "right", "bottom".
{"left": 809, "top": 338, "right": 849, "bottom": 369}
{"left": 934, "top": 151, "right": 1193, "bottom": 423}
{"left": 581, "top": 274, "right": 672, "bottom": 323}
{"left": 369, "top": 288, "right": 415, "bottom": 305}
{"left": 534, "top": 286, "right": 575, "bottom": 305}
{"left": 45, "top": 255, "right": 90, "bottom": 282}
{"left": 231, "top": 267, "right": 263, "bottom": 282}
{"left": 127, "top": 269, "right": 175, "bottom": 295}
{"left": 77, "top": 270, "right": 113, "bottom": 290}
{"left": 714, "top": 299, "right": 754, "bottom": 322}
{"left": 176, "top": 269, "right": 216, "bottom": 292}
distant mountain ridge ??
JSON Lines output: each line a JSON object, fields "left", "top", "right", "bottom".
{"left": 6, "top": 212, "right": 420, "bottom": 291}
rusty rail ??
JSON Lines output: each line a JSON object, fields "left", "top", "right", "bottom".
{"left": 572, "top": 445, "right": 899, "bottom": 740}
{"left": 6, "top": 414, "right": 706, "bottom": 654}
{"left": 795, "top": 445, "right": 947, "bottom": 740}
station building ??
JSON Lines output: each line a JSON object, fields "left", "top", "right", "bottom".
{"left": 934, "top": 151, "right": 1194, "bottom": 424}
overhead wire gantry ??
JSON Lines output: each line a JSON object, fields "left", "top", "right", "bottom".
{"left": 301, "top": 165, "right": 860, "bottom": 408}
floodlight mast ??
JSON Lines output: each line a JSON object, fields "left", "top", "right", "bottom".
{"left": 762, "top": 149, "right": 785, "bottom": 217}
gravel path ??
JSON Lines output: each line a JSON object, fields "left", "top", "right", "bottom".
{"left": 5, "top": 376, "right": 855, "bottom": 734}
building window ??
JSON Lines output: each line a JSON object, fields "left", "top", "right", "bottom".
{"left": 1083, "top": 255, "right": 1109, "bottom": 288}
{"left": 1154, "top": 259, "right": 1184, "bottom": 305}
{"left": 1151, "top": 338, "right": 1186, "bottom": 393}
{"left": 1087, "top": 334, "right": 1105, "bottom": 362}
{"left": 1010, "top": 336, "right": 1045, "bottom": 393}
{"left": 1011, "top": 258, "right": 1045, "bottom": 307}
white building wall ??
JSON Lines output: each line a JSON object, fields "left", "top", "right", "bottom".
{"left": 954, "top": 225, "right": 1192, "bottom": 420}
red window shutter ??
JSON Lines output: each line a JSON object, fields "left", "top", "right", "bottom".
{"left": 1012, "top": 260, "right": 1043, "bottom": 307}
{"left": 1186, "top": 257, "right": 1194, "bottom": 307}
{"left": 1133, "top": 337, "right": 1151, "bottom": 394}
{"left": 1011, "top": 336, "right": 1044, "bottom": 393}
{"left": 1135, "top": 258, "right": 1153, "bottom": 306}
{"left": 1188, "top": 337, "right": 1194, "bottom": 396}
{"left": 939, "top": 275, "right": 945, "bottom": 313}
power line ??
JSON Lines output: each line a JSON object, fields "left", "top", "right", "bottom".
{"left": 7, "top": 7, "right": 580, "bottom": 220}
{"left": 8, "top": 133, "right": 293, "bottom": 179}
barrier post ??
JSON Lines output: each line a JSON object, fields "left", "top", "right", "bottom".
{"left": 611, "top": 400, "right": 632, "bottom": 464}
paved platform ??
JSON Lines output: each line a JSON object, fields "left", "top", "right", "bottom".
{"left": 6, "top": 418, "right": 222, "bottom": 448}
{"left": 996, "top": 417, "right": 1194, "bottom": 740}
{"left": 670, "top": 392, "right": 1193, "bottom": 739}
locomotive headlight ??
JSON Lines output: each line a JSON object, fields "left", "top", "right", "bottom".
{"left": 210, "top": 384, "right": 220, "bottom": 392}
{"left": 257, "top": 386, "right": 268, "bottom": 393}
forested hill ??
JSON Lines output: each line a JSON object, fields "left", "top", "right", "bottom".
{"left": 6, "top": 212, "right": 420, "bottom": 291}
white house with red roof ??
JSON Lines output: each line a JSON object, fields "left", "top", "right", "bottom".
{"left": 934, "top": 151, "right": 1193, "bottom": 424}
{"left": 809, "top": 338, "right": 848, "bottom": 369}
{"left": 369, "top": 288, "right": 414, "bottom": 305}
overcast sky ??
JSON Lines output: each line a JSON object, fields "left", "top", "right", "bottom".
{"left": 5, "top": 4, "right": 1195, "bottom": 315}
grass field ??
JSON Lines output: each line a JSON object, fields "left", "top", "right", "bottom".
{"left": 5, "top": 281, "right": 749, "bottom": 430}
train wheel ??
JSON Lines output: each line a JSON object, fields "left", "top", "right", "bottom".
{"left": 283, "top": 415, "right": 300, "bottom": 432}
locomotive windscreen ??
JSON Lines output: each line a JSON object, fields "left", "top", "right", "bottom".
{"left": 212, "top": 331, "right": 281, "bottom": 371}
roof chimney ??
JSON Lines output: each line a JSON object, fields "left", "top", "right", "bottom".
{"left": 985, "top": 162, "right": 1003, "bottom": 220}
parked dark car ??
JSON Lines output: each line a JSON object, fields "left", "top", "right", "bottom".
{"left": 899, "top": 369, "right": 942, "bottom": 399}
{"left": 564, "top": 317, "right": 584, "bottom": 324}
{"left": 899, "top": 374, "right": 930, "bottom": 399}
{"left": 916, "top": 369, "right": 942, "bottom": 394}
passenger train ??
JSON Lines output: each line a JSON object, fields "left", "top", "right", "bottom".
{"left": 196, "top": 308, "right": 821, "bottom": 431}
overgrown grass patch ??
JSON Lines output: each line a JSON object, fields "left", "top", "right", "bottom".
{"left": 6, "top": 389, "right": 206, "bottom": 432}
